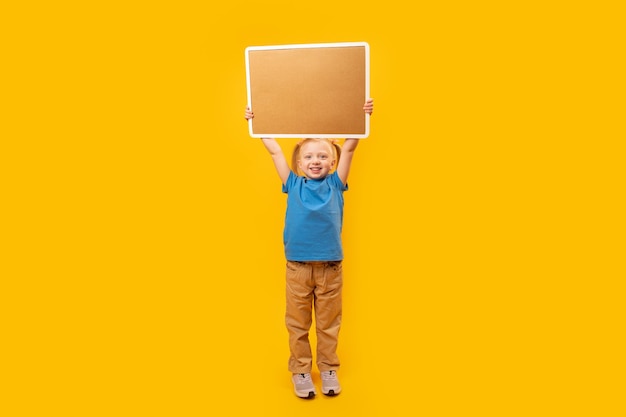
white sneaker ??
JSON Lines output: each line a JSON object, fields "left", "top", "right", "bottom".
{"left": 321, "top": 370, "right": 341, "bottom": 395}
{"left": 292, "top": 373, "right": 316, "bottom": 398}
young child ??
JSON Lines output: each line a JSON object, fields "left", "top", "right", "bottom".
{"left": 245, "top": 99, "right": 374, "bottom": 398}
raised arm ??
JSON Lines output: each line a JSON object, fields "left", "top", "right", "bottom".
{"left": 336, "top": 98, "right": 373, "bottom": 185}
{"left": 261, "top": 138, "right": 291, "bottom": 185}
{"left": 336, "top": 139, "right": 358, "bottom": 185}
{"left": 245, "top": 107, "right": 291, "bottom": 185}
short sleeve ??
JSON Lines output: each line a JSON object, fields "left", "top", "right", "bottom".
{"left": 282, "top": 171, "right": 297, "bottom": 194}
{"left": 329, "top": 171, "right": 348, "bottom": 192}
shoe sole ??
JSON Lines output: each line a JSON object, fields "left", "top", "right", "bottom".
{"left": 322, "top": 388, "right": 341, "bottom": 396}
{"left": 295, "top": 391, "right": 316, "bottom": 399}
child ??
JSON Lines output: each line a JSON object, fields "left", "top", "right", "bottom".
{"left": 244, "top": 99, "right": 374, "bottom": 398}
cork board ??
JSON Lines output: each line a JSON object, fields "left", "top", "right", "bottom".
{"left": 245, "top": 42, "right": 370, "bottom": 138}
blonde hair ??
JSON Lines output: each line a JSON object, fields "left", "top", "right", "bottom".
{"left": 291, "top": 138, "right": 342, "bottom": 176}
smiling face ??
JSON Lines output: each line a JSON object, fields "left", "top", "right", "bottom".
{"left": 297, "top": 139, "right": 336, "bottom": 180}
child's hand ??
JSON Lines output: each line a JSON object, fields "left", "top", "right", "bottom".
{"left": 363, "top": 98, "right": 374, "bottom": 115}
{"left": 244, "top": 106, "right": 254, "bottom": 120}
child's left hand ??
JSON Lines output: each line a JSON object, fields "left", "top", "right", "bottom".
{"left": 363, "top": 98, "right": 374, "bottom": 115}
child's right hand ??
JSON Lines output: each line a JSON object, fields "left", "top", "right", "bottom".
{"left": 244, "top": 106, "right": 254, "bottom": 121}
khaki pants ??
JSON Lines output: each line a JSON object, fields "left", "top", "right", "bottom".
{"left": 285, "top": 260, "right": 343, "bottom": 373}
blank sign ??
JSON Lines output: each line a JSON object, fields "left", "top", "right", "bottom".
{"left": 245, "top": 42, "right": 370, "bottom": 138}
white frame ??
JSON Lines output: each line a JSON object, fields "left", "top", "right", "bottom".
{"left": 245, "top": 42, "right": 370, "bottom": 138}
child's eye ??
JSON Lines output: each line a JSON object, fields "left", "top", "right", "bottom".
{"left": 303, "top": 155, "right": 312, "bottom": 159}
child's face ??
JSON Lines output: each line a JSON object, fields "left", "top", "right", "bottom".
{"left": 297, "top": 140, "right": 336, "bottom": 180}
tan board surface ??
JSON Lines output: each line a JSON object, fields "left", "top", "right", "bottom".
{"left": 245, "top": 42, "right": 369, "bottom": 138}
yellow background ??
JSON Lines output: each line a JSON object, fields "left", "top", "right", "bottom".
{"left": 2, "top": 1, "right": 623, "bottom": 416}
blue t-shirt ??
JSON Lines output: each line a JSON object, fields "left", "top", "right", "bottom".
{"left": 282, "top": 171, "right": 348, "bottom": 261}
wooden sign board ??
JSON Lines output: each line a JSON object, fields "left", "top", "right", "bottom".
{"left": 245, "top": 42, "right": 370, "bottom": 138}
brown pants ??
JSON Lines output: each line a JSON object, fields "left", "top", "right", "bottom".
{"left": 285, "top": 260, "right": 343, "bottom": 373}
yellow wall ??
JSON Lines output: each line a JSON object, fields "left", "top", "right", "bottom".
{"left": 3, "top": 1, "right": 623, "bottom": 416}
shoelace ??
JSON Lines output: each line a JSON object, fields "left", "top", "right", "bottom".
{"left": 296, "top": 373, "right": 312, "bottom": 384}
{"left": 321, "top": 371, "right": 337, "bottom": 380}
